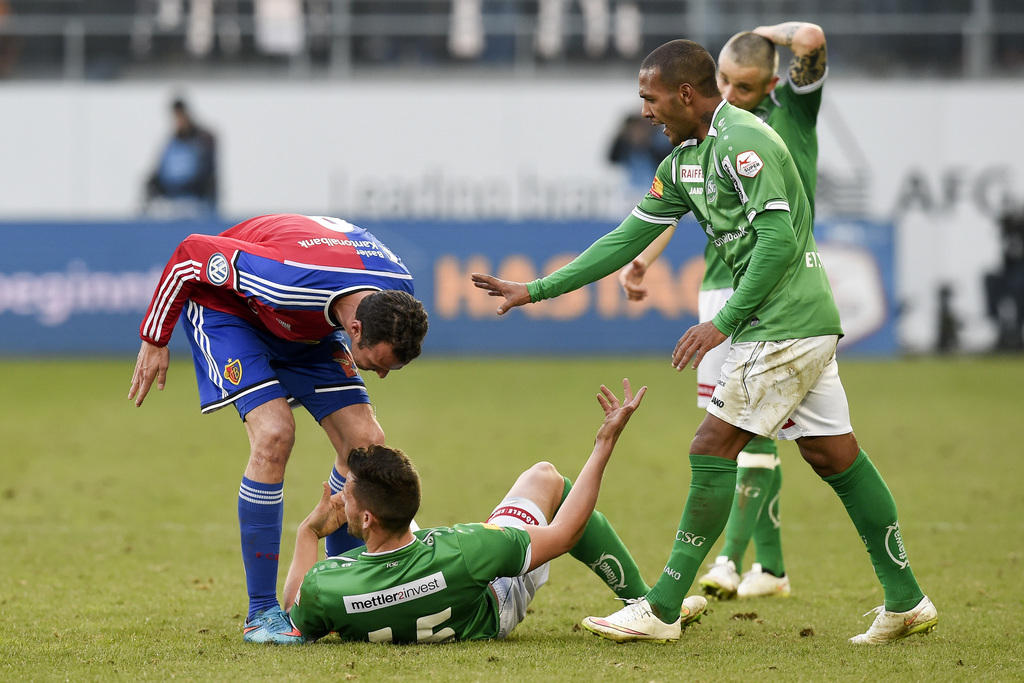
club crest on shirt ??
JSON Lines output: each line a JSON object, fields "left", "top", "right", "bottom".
{"left": 705, "top": 177, "right": 718, "bottom": 203}
{"left": 331, "top": 345, "right": 359, "bottom": 378}
{"left": 649, "top": 176, "right": 664, "bottom": 198}
{"left": 736, "top": 150, "right": 764, "bottom": 178}
{"left": 224, "top": 358, "right": 242, "bottom": 385}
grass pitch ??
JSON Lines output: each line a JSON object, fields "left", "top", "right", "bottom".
{"left": 1, "top": 355, "right": 1022, "bottom": 680}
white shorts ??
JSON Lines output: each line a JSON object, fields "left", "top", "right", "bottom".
{"left": 707, "top": 335, "right": 853, "bottom": 440}
{"left": 697, "top": 287, "right": 733, "bottom": 408}
{"left": 486, "top": 496, "right": 551, "bottom": 639}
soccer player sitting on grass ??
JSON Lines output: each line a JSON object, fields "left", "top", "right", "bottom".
{"left": 278, "top": 380, "right": 707, "bottom": 644}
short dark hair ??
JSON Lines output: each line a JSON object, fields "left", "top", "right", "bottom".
{"left": 355, "top": 290, "right": 429, "bottom": 364}
{"left": 722, "top": 32, "right": 778, "bottom": 75}
{"left": 641, "top": 39, "right": 719, "bottom": 97}
{"left": 348, "top": 445, "right": 421, "bottom": 534}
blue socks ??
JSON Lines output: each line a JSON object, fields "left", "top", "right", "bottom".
{"left": 238, "top": 477, "right": 284, "bottom": 621}
{"left": 325, "top": 467, "right": 366, "bottom": 557}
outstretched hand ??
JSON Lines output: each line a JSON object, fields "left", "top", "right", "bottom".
{"left": 301, "top": 482, "right": 347, "bottom": 540}
{"left": 618, "top": 257, "right": 649, "bottom": 301}
{"left": 594, "top": 378, "right": 648, "bottom": 444}
{"left": 128, "top": 341, "right": 169, "bottom": 407}
{"left": 470, "top": 273, "right": 531, "bottom": 315}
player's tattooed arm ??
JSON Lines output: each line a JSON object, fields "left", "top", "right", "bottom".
{"left": 753, "top": 21, "right": 827, "bottom": 87}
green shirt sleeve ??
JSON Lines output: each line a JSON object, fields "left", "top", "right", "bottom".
{"left": 289, "top": 569, "right": 330, "bottom": 642}
{"left": 527, "top": 154, "right": 691, "bottom": 302}
{"left": 712, "top": 209, "right": 797, "bottom": 336}
{"left": 456, "top": 523, "right": 533, "bottom": 581}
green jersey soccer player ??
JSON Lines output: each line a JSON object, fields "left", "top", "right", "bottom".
{"left": 280, "top": 380, "right": 706, "bottom": 643}
{"left": 472, "top": 39, "right": 935, "bottom": 645}
{"left": 619, "top": 22, "right": 829, "bottom": 601}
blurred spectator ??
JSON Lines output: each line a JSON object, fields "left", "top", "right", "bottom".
{"left": 607, "top": 112, "right": 673, "bottom": 194}
{"left": 985, "top": 207, "right": 1024, "bottom": 350}
{"left": 0, "top": 0, "right": 18, "bottom": 78}
{"left": 144, "top": 97, "right": 218, "bottom": 216}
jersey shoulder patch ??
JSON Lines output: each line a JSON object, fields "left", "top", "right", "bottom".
{"left": 736, "top": 150, "right": 764, "bottom": 178}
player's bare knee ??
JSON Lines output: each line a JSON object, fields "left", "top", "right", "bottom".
{"left": 252, "top": 422, "right": 295, "bottom": 462}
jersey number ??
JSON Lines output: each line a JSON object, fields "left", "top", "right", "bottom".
{"left": 366, "top": 607, "right": 456, "bottom": 644}
{"left": 306, "top": 215, "right": 356, "bottom": 233}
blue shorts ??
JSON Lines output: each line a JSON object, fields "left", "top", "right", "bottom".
{"left": 180, "top": 301, "right": 370, "bottom": 421}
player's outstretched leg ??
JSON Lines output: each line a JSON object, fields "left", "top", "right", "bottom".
{"left": 324, "top": 467, "right": 366, "bottom": 557}
{"left": 560, "top": 476, "right": 650, "bottom": 599}
{"left": 821, "top": 448, "right": 937, "bottom": 644}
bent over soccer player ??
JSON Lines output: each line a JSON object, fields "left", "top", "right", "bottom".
{"left": 128, "top": 213, "right": 429, "bottom": 643}
{"left": 281, "top": 380, "right": 707, "bottom": 643}
{"left": 472, "top": 40, "right": 936, "bottom": 644}
{"left": 619, "top": 21, "right": 830, "bottom": 601}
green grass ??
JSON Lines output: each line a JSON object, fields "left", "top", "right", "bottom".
{"left": 1, "top": 355, "right": 1023, "bottom": 680}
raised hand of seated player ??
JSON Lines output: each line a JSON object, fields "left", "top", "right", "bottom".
{"left": 300, "top": 482, "right": 347, "bottom": 539}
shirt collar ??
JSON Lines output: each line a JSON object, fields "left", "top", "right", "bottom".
{"left": 707, "top": 99, "right": 729, "bottom": 138}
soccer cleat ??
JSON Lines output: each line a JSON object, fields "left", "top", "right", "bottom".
{"left": 242, "top": 606, "right": 305, "bottom": 644}
{"left": 580, "top": 595, "right": 707, "bottom": 643}
{"left": 737, "top": 563, "right": 791, "bottom": 598}
{"left": 698, "top": 556, "right": 740, "bottom": 600}
{"left": 849, "top": 596, "right": 938, "bottom": 644}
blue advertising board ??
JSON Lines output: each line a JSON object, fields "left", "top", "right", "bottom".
{"left": 0, "top": 217, "right": 895, "bottom": 355}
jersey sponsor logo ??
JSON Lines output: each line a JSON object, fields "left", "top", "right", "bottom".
{"left": 712, "top": 225, "right": 748, "bottom": 248}
{"left": 649, "top": 176, "right": 664, "bottom": 198}
{"left": 736, "top": 150, "right": 764, "bottom": 178}
{"left": 224, "top": 358, "right": 242, "bottom": 385}
{"left": 688, "top": 187, "right": 703, "bottom": 195}
{"left": 344, "top": 571, "right": 448, "bottom": 613}
{"left": 884, "top": 521, "right": 909, "bottom": 569}
{"left": 705, "top": 177, "right": 718, "bottom": 203}
{"left": 709, "top": 396, "right": 724, "bottom": 408}
{"left": 297, "top": 237, "right": 377, "bottom": 249}
{"left": 678, "top": 164, "right": 704, "bottom": 183}
{"left": 207, "top": 253, "right": 230, "bottom": 285}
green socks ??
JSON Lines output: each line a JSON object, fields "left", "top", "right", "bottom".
{"left": 720, "top": 436, "right": 783, "bottom": 574}
{"left": 647, "top": 455, "right": 737, "bottom": 621}
{"left": 752, "top": 460, "right": 784, "bottom": 576}
{"left": 560, "top": 477, "right": 650, "bottom": 599}
{"left": 824, "top": 450, "right": 924, "bottom": 612}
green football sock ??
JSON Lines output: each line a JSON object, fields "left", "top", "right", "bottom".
{"left": 752, "top": 460, "right": 785, "bottom": 576}
{"left": 824, "top": 450, "right": 924, "bottom": 612}
{"left": 647, "top": 455, "right": 736, "bottom": 621}
{"left": 721, "top": 436, "right": 779, "bottom": 572}
{"left": 560, "top": 477, "right": 650, "bottom": 599}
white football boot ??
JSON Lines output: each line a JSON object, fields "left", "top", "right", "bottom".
{"left": 849, "top": 596, "right": 938, "bottom": 644}
{"left": 581, "top": 595, "right": 707, "bottom": 643}
{"left": 697, "top": 556, "right": 740, "bottom": 599}
{"left": 737, "top": 563, "right": 791, "bottom": 598}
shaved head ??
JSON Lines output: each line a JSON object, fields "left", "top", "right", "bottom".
{"left": 721, "top": 32, "right": 778, "bottom": 77}
{"left": 641, "top": 39, "right": 719, "bottom": 97}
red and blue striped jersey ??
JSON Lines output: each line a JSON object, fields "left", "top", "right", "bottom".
{"left": 140, "top": 214, "right": 415, "bottom": 346}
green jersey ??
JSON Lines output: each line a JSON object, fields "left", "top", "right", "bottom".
{"left": 527, "top": 100, "right": 842, "bottom": 343}
{"left": 703, "top": 75, "right": 825, "bottom": 290}
{"left": 289, "top": 523, "right": 531, "bottom": 643}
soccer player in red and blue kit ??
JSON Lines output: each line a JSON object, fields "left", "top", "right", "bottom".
{"left": 128, "top": 213, "right": 429, "bottom": 644}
